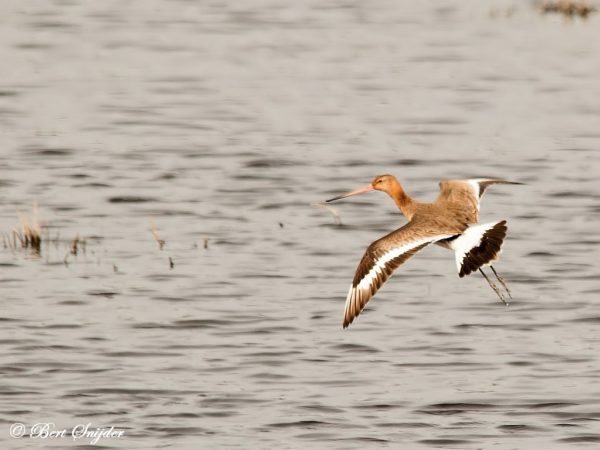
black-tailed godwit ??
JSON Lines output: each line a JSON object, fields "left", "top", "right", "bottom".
{"left": 326, "top": 174, "right": 522, "bottom": 328}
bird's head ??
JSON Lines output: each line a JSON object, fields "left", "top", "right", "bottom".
{"left": 325, "top": 174, "right": 398, "bottom": 202}
{"left": 371, "top": 174, "right": 396, "bottom": 193}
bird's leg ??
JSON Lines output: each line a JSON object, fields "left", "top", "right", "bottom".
{"left": 479, "top": 268, "right": 508, "bottom": 306}
{"left": 490, "top": 265, "right": 512, "bottom": 299}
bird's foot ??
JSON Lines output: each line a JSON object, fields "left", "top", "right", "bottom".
{"left": 479, "top": 268, "right": 508, "bottom": 306}
{"left": 490, "top": 265, "right": 512, "bottom": 300}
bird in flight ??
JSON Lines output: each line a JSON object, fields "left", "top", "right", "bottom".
{"left": 325, "top": 174, "right": 522, "bottom": 328}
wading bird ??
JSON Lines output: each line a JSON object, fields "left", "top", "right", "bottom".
{"left": 326, "top": 174, "right": 522, "bottom": 328}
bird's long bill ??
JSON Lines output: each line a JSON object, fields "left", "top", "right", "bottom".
{"left": 325, "top": 184, "right": 374, "bottom": 203}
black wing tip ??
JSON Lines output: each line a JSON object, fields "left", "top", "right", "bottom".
{"left": 459, "top": 221, "right": 507, "bottom": 277}
{"left": 343, "top": 314, "right": 355, "bottom": 328}
{"left": 479, "top": 179, "right": 525, "bottom": 186}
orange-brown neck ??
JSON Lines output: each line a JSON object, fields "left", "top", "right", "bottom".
{"left": 387, "top": 178, "right": 416, "bottom": 220}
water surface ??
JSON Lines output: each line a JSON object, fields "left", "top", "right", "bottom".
{"left": 1, "top": 1, "right": 600, "bottom": 448}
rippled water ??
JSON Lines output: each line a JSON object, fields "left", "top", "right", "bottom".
{"left": 1, "top": 1, "right": 600, "bottom": 448}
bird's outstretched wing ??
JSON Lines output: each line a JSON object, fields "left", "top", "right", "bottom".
{"left": 343, "top": 222, "right": 455, "bottom": 328}
{"left": 451, "top": 220, "right": 507, "bottom": 277}
{"left": 438, "top": 178, "right": 522, "bottom": 208}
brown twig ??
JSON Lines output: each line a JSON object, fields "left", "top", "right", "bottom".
{"left": 70, "top": 234, "right": 79, "bottom": 255}
{"left": 15, "top": 203, "right": 42, "bottom": 254}
{"left": 150, "top": 221, "right": 165, "bottom": 250}
{"left": 540, "top": 0, "right": 596, "bottom": 17}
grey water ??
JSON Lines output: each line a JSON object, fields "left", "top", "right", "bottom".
{"left": 1, "top": 0, "right": 600, "bottom": 448}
